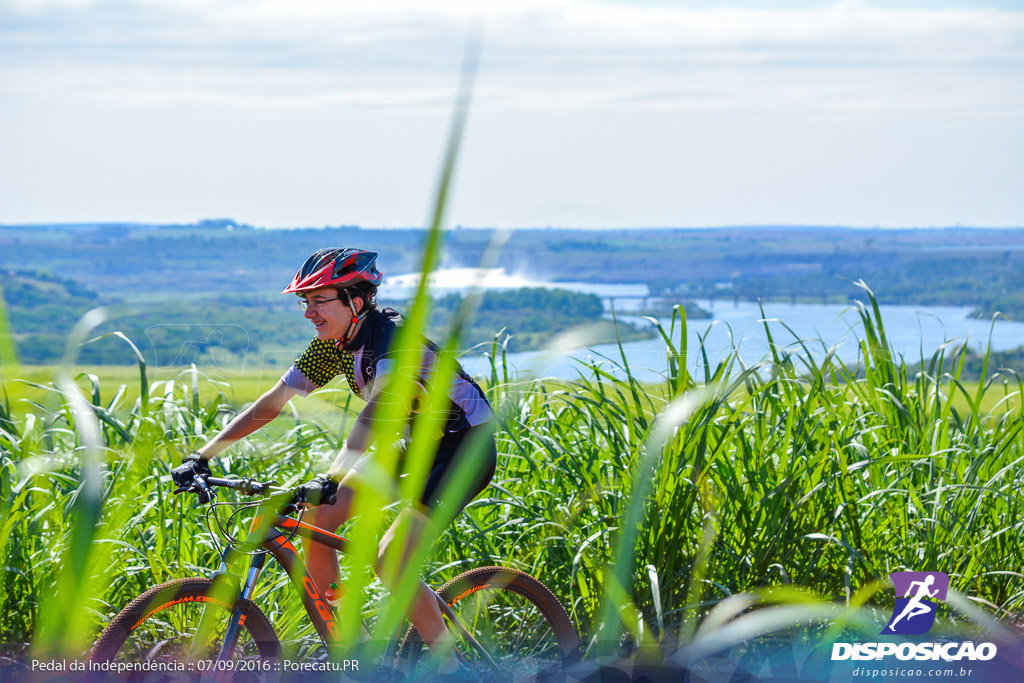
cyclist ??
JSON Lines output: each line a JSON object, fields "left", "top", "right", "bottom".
{"left": 171, "top": 248, "right": 496, "bottom": 677}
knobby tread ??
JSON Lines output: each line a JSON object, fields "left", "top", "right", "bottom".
{"left": 396, "top": 565, "right": 579, "bottom": 671}
{"left": 91, "top": 577, "right": 281, "bottom": 662}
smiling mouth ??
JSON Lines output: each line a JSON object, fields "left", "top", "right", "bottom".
{"left": 313, "top": 320, "right": 326, "bottom": 328}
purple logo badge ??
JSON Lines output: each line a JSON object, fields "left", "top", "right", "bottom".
{"left": 881, "top": 571, "right": 949, "bottom": 635}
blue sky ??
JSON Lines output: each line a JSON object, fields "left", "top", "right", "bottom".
{"left": 1, "top": 0, "right": 1021, "bottom": 228}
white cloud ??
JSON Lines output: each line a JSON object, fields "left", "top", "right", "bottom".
{"left": 4, "top": 0, "right": 1023, "bottom": 68}
{"left": 2, "top": 0, "right": 1021, "bottom": 117}
{"left": 1, "top": 1, "right": 1021, "bottom": 226}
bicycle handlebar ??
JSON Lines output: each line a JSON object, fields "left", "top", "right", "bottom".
{"left": 176, "top": 474, "right": 335, "bottom": 508}
{"left": 204, "top": 476, "right": 289, "bottom": 497}
{"left": 172, "top": 474, "right": 313, "bottom": 553}
{"left": 172, "top": 474, "right": 291, "bottom": 502}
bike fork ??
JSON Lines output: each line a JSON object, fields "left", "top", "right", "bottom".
{"left": 215, "top": 553, "right": 267, "bottom": 663}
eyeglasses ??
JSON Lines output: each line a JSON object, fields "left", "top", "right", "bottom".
{"left": 297, "top": 297, "right": 341, "bottom": 311}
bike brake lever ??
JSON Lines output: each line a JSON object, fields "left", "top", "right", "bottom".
{"left": 190, "top": 475, "right": 214, "bottom": 504}
{"left": 252, "top": 479, "right": 282, "bottom": 496}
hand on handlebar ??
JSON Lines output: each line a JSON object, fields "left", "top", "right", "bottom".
{"left": 295, "top": 474, "right": 340, "bottom": 508}
{"left": 171, "top": 454, "right": 216, "bottom": 503}
{"left": 172, "top": 453, "right": 212, "bottom": 488}
{"left": 170, "top": 466, "right": 337, "bottom": 513}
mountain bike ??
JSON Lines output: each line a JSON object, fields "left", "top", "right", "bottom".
{"left": 90, "top": 474, "right": 580, "bottom": 681}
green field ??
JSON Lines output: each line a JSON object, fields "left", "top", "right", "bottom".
{"left": 4, "top": 361, "right": 1017, "bottom": 425}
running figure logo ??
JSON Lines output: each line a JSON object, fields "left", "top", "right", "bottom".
{"left": 881, "top": 571, "right": 949, "bottom": 635}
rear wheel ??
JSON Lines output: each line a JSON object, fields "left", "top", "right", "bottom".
{"left": 396, "top": 566, "right": 579, "bottom": 682}
{"left": 91, "top": 577, "right": 281, "bottom": 681}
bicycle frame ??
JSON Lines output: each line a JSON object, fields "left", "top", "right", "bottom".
{"left": 209, "top": 504, "right": 498, "bottom": 672}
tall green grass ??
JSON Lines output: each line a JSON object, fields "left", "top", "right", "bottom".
{"left": 1, "top": 283, "right": 1023, "bottom": 663}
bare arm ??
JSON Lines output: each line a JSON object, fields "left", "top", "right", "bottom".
{"left": 324, "top": 382, "right": 396, "bottom": 479}
{"left": 195, "top": 380, "right": 298, "bottom": 460}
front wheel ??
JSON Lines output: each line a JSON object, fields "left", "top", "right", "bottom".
{"left": 396, "top": 566, "right": 579, "bottom": 682}
{"left": 91, "top": 577, "right": 281, "bottom": 678}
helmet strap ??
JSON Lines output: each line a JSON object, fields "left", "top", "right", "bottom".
{"left": 340, "top": 289, "right": 367, "bottom": 346}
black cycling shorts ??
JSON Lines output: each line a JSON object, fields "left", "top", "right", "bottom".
{"left": 407, "top": 424, "right": 497, "bottom": 514}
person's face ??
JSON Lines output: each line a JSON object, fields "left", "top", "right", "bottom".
{"left": 300, "top": 287, "right": 360, "bottom": 341}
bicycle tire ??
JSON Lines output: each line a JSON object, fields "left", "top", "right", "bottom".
{"left": 92, "top": 577, "right": 281, "bottom": 676}
{"left": 395, "top": 566, "right": 579, "bottom": 681}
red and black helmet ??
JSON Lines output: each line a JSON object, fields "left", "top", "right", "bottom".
{"left": 282, "top": 248, "right": 383, "bottom": 294}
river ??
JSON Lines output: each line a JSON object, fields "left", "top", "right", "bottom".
{"left": 385, "top": 269, "right": 1024, "bottom": 382}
